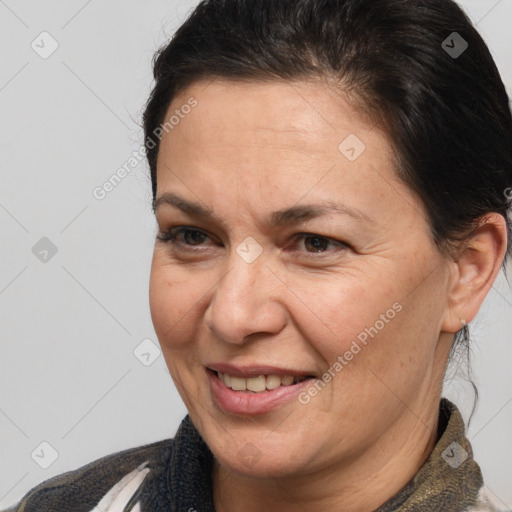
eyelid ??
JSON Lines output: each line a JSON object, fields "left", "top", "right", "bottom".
{"left": 288, "top": 232, "right": 350, "bottom": 256}
{"left": 157, "top": 226, "right": 350, "bottom": 257}
{"left": 156, "top": 226, "right": 219, "bottom": 246}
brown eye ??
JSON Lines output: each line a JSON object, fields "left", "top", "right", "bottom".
{"left": 180, "top": 229, "right": 209, "bottom": 246}
{"left": 303, "top": 235, "right": 331, "bottom": 253}
{"left": 156, "top": 227, "right": 214, "bottom": 249}
{"left": 292, "top": 233, "right": 349, "bottom": 255}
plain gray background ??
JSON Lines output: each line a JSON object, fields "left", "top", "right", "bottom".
{"left": 1, "top": 0, "right": 511, "bottom": 509}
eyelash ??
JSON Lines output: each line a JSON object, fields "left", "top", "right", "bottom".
{"left": 156, "top": 226, "right": 349, "bottom": 257}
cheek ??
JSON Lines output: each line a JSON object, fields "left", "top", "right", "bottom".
{"left": 289, "top": 272, "right": 400, "bottom": 359}
{"left": 149, "top": 265, "right": 206, "bottom": 402}
{"left": 295, "top": 267, "right": 439, "bottom": 408}
{"left": 325, "top": 276, "right": 446, "bottom": 410}
{"left": 149, "top": 257, "right": 202, "bottom": 350}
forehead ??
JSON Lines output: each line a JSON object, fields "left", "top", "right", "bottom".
{"left": 154, "top": 79, "right": 425, "bottom": 230}
{"left": 162, "top": 78, "right": 380, "bottom": 153}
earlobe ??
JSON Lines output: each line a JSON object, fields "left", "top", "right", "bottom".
{"left": 441, "top": 213, "right": 508, "bottom": 333}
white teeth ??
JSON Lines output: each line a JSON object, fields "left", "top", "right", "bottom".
{"left": 230, "top": 376, "right": 247, "bottom": 391}
{"left": 217, "top": 372, "right": 308, "bottom": 393}
{"left": 266, "top": 375, "right": 281, "bottom": 390}
{"left": 246, "top": 375, "right": 266, "bottom": 392}
{"left": 281, "top": 375, "right": 294, "bottom": 386}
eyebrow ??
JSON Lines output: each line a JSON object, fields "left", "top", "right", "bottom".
{"left": 153, "top": 192, "right": 373, "bottom": 227}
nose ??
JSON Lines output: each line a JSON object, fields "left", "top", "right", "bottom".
{"left": 204, "top": 247, "right": 287, "bottom": 345}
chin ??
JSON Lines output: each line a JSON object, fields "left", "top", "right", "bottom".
{"left": 195, "top": 413, "right": 318, "bottom": 478}
{"left": 215, "top": 445, "right": 311, "bottom": 479}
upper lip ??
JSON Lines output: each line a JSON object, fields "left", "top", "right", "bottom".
{"left": 206, "top": 363, "right": 315, "bottom": 378}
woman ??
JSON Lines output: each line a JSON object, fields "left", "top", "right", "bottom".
{"left": 5, "top": 0, "right": 511, "bottom": 510}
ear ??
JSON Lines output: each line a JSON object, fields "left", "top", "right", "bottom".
{"left": 442, "top": 213, "right": 508, "bottom": 333}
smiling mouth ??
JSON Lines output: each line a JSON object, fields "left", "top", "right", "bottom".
{"left": 212, "top": 370, "right": 314, "bottom": 393}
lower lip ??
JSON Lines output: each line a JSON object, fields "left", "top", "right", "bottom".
{"left": 207, "top": 369, "right": 314, "bottom": 415}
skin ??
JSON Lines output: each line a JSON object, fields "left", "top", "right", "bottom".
{"left": 148, "top": 78, "right": 507, "bottom": 512}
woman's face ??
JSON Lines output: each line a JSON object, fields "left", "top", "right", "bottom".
{"left": 149, "top": 78, "right": 455, "bottom": 478}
